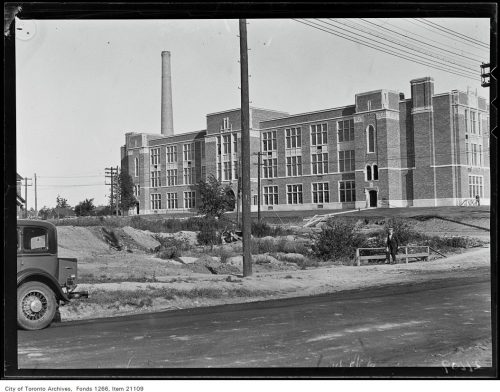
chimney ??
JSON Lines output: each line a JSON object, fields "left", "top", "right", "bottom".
{"left": 161, "top": 51, "right": 174, "bottom": 136}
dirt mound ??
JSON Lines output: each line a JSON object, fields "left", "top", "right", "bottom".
{"left": 121, "top": 226, "right": 161, "bottom": 252}
{"left": 57, "top": 226, "right": 113, "bottom": 259}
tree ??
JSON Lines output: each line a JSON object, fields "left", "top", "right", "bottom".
{"left": 74, "top": 198, "right": 96, "bottom": 216}
{"left": 197, "top": 174, "right": 235, "bottom": 219}
{"left": 38, "top": 206, "right": 52, "bottom": 220}
{"left": 56, "top": 195, "right": 70, "bottom": 209}
{"left": 116, "top": 171, "right": 137, "bottom": 215}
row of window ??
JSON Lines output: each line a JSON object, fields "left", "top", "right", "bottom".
{"left": 263, "top": 181, "right": 356, "bottom": 205}
{"left": 140, "top": 143, "right": 205, "bottom": 175}
{"left": 263, "top": 151, "right": 356, "bottom": 178}
{"left": 262, "top": 122, "right": 376, "bottom": 153}
{"left": 464, "top": 109, "right": 482, "bottom": 135}
{"left": 150, "top": 167, "right": 199, "bottom": 187}
{"left": 468, "top": 175, "right": 484, "bottom": 199}
{"left": 465, "top": 142, "right": 483, "bottom": 167}
{"left": 150, "top": 191, "right": 196, "bottom": 210}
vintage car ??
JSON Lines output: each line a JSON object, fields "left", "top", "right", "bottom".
{"left": 17, "top": 219, "right": 87, "bottom": 330}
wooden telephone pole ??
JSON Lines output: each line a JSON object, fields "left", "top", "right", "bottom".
{"left": 105, "top": 167, "right": 119, "bottom": 215}
{"left": 240, "top": 19, "right": 252, "bottom": 277}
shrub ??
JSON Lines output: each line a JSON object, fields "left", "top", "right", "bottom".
{"left": 251, "top": 221, "right": 291, "bottom": 238}
{"left": 383, "top": 217, "right": 418, "bottom": 245}
{"left": 197, "top": 219, "right": 222, "bottom": 246}
{"left": 312, "top": 218, "right": 366, "bottom": 261}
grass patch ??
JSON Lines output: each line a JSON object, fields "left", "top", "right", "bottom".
{"left": 73, "top": 286, "right": 271, "bottom": 309}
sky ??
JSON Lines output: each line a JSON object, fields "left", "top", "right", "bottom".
{"left": 15, "top": 17, "right": 490, "bottom": 209}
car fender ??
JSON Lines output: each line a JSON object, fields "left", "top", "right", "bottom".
{"left": 17, "top": 268, "right": 70, "bottom": 302}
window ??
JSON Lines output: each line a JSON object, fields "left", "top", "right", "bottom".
{"left": 478, "top": 113, "right": 482, "bottom": 134}
{"left": 134, "top": 157, "right": 139, "bottom": 176}
{"left": 134, "top": 185, "right": 141, "bottom": 197}
{"left": 223, "top": 135, "right": 231, "bottom": 154}
{"left": 312, "top": 153, "right": 328, "bottom": 175}
{"left": 201, "top": 166, "right": 206, "bottom": 181}
{"left": 151, "top": 148, "right": 160, "bottom": 165}
{"left": 166, "top": 193, "right": 178, "bottom": 209}
{"left": 201, "top": 143, "right": 205, "bottom": 159}
{"left": 311, "top": 124, "right": 327, "bottom": 146}
{"left": 217, "top": 162, "right": 222, "bottom": 180}
{"left": 233, "top": 161, "right": 239, "bottom": 179}
{"left": 337, "top": 119, "right": 354, "bottom": 142}
{"left": 466, "top": 142, "right": 470, "bottom": 165}
{"left": 312, "top": 182, "right": 329, "bottom": 203}
{"left": 366, "top": 125, "right": 376, "bottom": 153}
{"left": 233, "top": 134, "right": 238, "bottom": 153}
{"left": 468, "top": 176, "right": 483, "bottom": 198}
{"left": 286, "top": 127, "right": 302, "bottom": 148}
{"left": 373, "top": 165, "right": 379, "bottom": 180}
{"left": 339, "top": 181, "right": 356, "bottom": 202}
{"left": 263, "top": 131, "right": 277, "bottom": 152}
{"left": 222, "top": 117, "right": 230, "bottom": 130}
{"left": 472, "top": 144, "right": 477, "bottom": 166}
{"left": 464, "top": 109, "right": 468, "bottom": 133}
{"left": 286, "top": 156, "right": 302, "bottom": 177}
{"left": 151, "top": 170, "right": 161, "bottom": 187}
{"left": 217, "top": 136, "right": 222, "bottom": 155}
{"left": 263, "top": 157, "right": 278, "bottom": 178}
{"left": 150, "top": 194, "right": 161, "bottom": 210}
{"left": 183, "top": 167, "right": 194, "bottom": 185}
{"left": 167, "top": 169, "right": 177, "bottom": 186}
{"left": 263, "top": 186, "right": 279, "bottom": 205}
{"left": 339, "top": 150, "right": 355, "bottom": 172}
{"left": 471, "top": 111, "right": 477, "bottom": 134}
{"left": 22, "top": 227, "right": 49, "bottom": 252}
{"left": 287, "top": 184, "right": 303, "bottom": 204}
{"left": 166, "top": 145, "right": 177, "bottom": 163}
{"left": 479, "top": 145, "right": 482, "bottom": 167}
{"left": 366, "top": 165, "right": 372, "bottom": 181}
{"left": 183, "top": 143, "right": 194, "bottom": 161}
{"left": 184, "top": 191, "right": 196, "bottom": 208}
{"left": 223, "top": 161, "right": 232, "bottom": 180}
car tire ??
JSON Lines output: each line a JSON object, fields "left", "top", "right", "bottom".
{"left": 17, "top": 281, "right": 57, "bottom": 330}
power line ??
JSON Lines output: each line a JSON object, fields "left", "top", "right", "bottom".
{"left": 374, "top": 18, "right": 488, "bottom": 60}
{"left": 293, "top": 19, "right": 480, "bottom": 81}
{"left": 359, "top": 19, "right": 483, "bottom": 66}
{"left": 320, "top": 19, "right": 478, "bottom": 77}
{"left": 410, "top": 18, "right": 490, "bottom": 50}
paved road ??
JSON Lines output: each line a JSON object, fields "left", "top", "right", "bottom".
{"left": 18, "top": 276, "right": 492, "bottom": 368}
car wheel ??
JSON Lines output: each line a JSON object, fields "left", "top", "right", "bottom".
{"left": 17, "top": 281, "right": 57, "bottom": 330}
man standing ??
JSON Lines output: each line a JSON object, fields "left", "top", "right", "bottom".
{"left": 386, "top": 227, "right": 399, "bottom": 264}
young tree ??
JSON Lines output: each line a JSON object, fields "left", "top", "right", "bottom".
{"left": 74, "top": 198, "right": 96, "bottom": 216}
{"left": 116, "top": 171, "right": 137, "bottom": 215}
{"left": 56, "top": 195, "right": 70, "bottom": 209}
{"left": 197, "top": 174, "right": 235, "bottom": 219}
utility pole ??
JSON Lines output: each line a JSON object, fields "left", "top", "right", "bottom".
{"left": 253, "top": 152, "right": 264, "bottom": 222}
{"left": 116, "top": 166, "right": 120, "bottom": 216}
{"left": 23, "top": 176, "right": 32, "bottom": 218}
{"left": 239, "top": 19, "right": 252, "bottom": 277}
{"left": 105, "top": 167, "right": 118, "bottom": 215}
{"left": 34, "top": 173, "right": 37, "bottom": 216}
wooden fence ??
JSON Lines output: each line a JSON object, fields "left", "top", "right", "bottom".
{"left": 355, "top": 246, "right": 430, "bottom": 266}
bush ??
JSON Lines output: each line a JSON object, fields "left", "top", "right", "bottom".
{"left": 197, "top": 219, "right": 222, "bottom": 246}
{"left": 383, "top": 217, "right": 418, "bottom": 245}
{"left": 312, "top": 218, "right": 366, "bottom": 261}
{"left": 251, "top": 221, "right": 291, "bottom": 238}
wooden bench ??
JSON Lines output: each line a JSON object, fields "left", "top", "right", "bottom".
{"left": 355, "top": 246, "right": 430, "bottom": 266}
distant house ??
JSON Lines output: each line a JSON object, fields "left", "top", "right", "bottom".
{"left": 16, "top": 173, "right": 25, "bottom": 217}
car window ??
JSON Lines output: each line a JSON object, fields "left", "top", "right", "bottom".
{"left": 23, "top": 227, "right": 49, "bottom": 252}
{"left": 17, "top": 228, "right": 22, "bottom": 253}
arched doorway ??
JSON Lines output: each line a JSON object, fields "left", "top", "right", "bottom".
{"left": 369, "top": 190, "right": 378, "bottom": 207}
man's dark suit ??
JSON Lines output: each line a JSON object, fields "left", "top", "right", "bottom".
{"left": 386, "top": 233, "right": 399, "bottom": 264}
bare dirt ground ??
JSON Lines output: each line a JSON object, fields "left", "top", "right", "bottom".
{"left": 54, "top": 211, "right": 492, "bottom": 366}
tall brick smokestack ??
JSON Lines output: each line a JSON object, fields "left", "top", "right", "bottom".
{"left": 161, "top": 51, "right": 174, "bottom": 136}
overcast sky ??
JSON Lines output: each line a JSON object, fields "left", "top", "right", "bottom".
{"left": 15, "top": 18, "right": 490, "bottom": 209}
